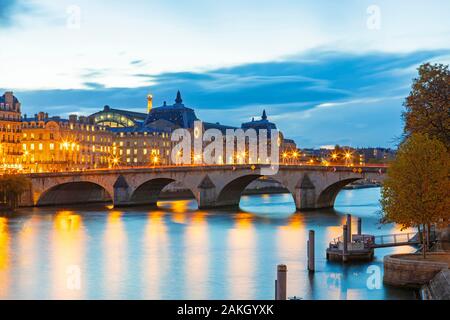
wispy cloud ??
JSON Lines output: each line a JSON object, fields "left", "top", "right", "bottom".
{"left": 0, "top": 0, "right": 21, "bottom": 27}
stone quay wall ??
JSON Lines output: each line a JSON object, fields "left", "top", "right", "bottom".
{"left": 384, "top": 253, "right": 449, "bottom": 288}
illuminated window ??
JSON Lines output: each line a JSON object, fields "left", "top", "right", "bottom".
{"left": 126, "top": 149, "right": 131, "bottom": 155}
{"left": 22, "top": 144, "right": 27, "bottom": 150}
{"left": 119, "top": 141, "right": 123, "bottom": 147}
{"left": 134, "top": 149, "right": 138, "bottom": 155}
{"left": 50, "top": 143, "right": 55, "bottom": 150}
{"left": 126, "top": 158, "right": 131, "bottom": 163}
{"left": 38, "top": 143, "right": 43, "bottom": 151}
{"left": 143, "top": 149, "right": 148, "bottom": 155}
{"left": 30, "top": 144, "right": 35, "bottom": 150}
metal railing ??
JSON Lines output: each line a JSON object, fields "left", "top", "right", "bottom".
{"left": 330, "top": 231, "right": 436, "bottom": 249}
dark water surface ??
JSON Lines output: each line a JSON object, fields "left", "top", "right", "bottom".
{"left": 0, "top": 188, "right": 415, "bottom": 299}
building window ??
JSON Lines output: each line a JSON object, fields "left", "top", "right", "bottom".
{"left": 38, "top": 143, "right": 43, "bottom": 151}
{"left": 50, "top": 143, "right": 55, "bottom": 151}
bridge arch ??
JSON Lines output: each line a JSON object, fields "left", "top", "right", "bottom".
{"left": 316, "top": 178, "right": 362, "bottom": 209}
{"left": 37, "top": 181, "right": 113, "bottom": 206}
{"left": 130, "top": 178, "right": 197, "bottom": 207}
{"left": 215, "top": 174, "right": 292, "bottom": 208}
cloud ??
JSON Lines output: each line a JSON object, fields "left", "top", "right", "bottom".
{"left": 83, "top": 82, "right": 105, "bottom": 89}
{"left": 8, "top": 48, "right": 450, "bottom": 148}
{"left": 0, "top": 0, "right": 34, "bottom": 27}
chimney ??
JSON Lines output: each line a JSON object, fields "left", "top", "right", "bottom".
{"left": 69, "top": 114, "right": 78, "bottom": 123}
{"left": 4, "top": 92, "right": 14, "bottom": 106}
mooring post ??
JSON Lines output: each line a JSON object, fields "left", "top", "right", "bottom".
{"left": 308, "top": 230, "right": 315, "bottom": 272}
{"left": 357, "top": 217, "right": 362, "bottom": 235}
{"left": 276, "top": 264, "right": 287, "bottom": 300}
{"left": 343, "top": 224, "right": 348, "bottom": 262}
{"left": 274, "top": 280, "right": 277, "bottom": 300}
{"left": 346, "top": 214, "right": 352, "bottom": 241}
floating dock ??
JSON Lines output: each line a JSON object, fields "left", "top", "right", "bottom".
{"left": 326, "top": 215, "right": 422, "bottom": 262}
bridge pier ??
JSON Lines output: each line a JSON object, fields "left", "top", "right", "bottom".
{"left": 113, "top": 175, "right": 133, "bottom": 207}
{"left": 294, "top": 174, "right": 317, "bottom": 210}
{"left": 197, "top": 175, "right": 218, "bottom": 209}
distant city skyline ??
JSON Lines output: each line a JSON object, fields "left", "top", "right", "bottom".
{"left": 1, "top": 0, "right": 450, "bottom": 148}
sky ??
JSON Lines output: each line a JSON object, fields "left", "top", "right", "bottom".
{"left": 1, "top": 0, "right": 449, "bottom": 148}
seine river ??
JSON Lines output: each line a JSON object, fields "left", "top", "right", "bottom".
{"left": 0, "top": 188, "right": 416, "bottom": 300}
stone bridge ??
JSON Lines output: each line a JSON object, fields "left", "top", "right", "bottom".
{"left": 19, "top": 164, "right": 387, "bottom": 210}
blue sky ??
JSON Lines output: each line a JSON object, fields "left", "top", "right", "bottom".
{"left": 1, "top": 0, "right": 449, "bottom": 148}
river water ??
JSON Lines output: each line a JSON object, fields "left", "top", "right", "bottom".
{"left": 0, "top": 187, "right": 416, "bottom": 300}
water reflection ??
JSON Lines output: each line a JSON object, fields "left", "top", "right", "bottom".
{"left": 227, "top": 212, "right": 256, "bottom": 299}
{"left": 0, "top": 217, "right": 10, "bottom": 298}
{"left": 103, "top": 211, "right": 127, "bottom": 299}
{"left": 51, "top": 211, "right": 85, "bottom": 299}
{"left": 0, "top": 188, "right": 416, "bottom": 299}
{"left": 185, "top": 211, "right": 209, "bottom": 299}
{"left": 143, "top": 211, "right": 169, "bottom": 299}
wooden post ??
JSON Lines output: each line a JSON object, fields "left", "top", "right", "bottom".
{"left": 274, "top": 280, "right": 277, "bottom": 300}
{"left": 343, "top": 225, "right": 348, "bottom": 262}
{"left": 276, "top": 264, "right": 287, "bottom": 300}
{"left": 357, "top": 217, "right": 362, "bottom": 235}
{"left": 308, "top": 230, "right": 315, "bottom": 272}
{"left": 346, "top": 214, "right": 352, "bottom": 241}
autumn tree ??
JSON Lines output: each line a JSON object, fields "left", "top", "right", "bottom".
{"left": 380, "top": 134, "right": 450, "bottom": 258}
{"left": 403, "top": 63, "right": 450, "bottom": 148}
{"left": 0, "top": 175, "right": 31, "bottom": 210}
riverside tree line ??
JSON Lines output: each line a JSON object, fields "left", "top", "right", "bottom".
{"left": 380, "top": 63, "right": 450, "bottom": 258}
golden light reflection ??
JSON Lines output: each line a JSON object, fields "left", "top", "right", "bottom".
{"left": 277, "top": 215, "right": 306, "bottom": 297}
{"left": 227, "top": 212, "right": 256, "bottom": 299}
{"left": 234, "top": 213, "right": 254, "bottom": 229}
{"left": 143, "top": 211, "right": 169, "bottom": 299}
{"left": 17, "top": 216, "right": 39, "bottom": 296}
{"left": 51, "top": 211, "right": 85, "bottom": 299}
{"left": 185, "top": 211, "right": 209, "bottom": 299}
{"left": 286, "top": 214, "right": 304, "bottom": 229}
{"left": 104, "top": 210, "right": 127, "bottom": 299}
{"left": 0, "top": 217, "right": 10, "bottom": 298}
{"left": 170, "top": 200, "right": 191, "bottom": 224}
